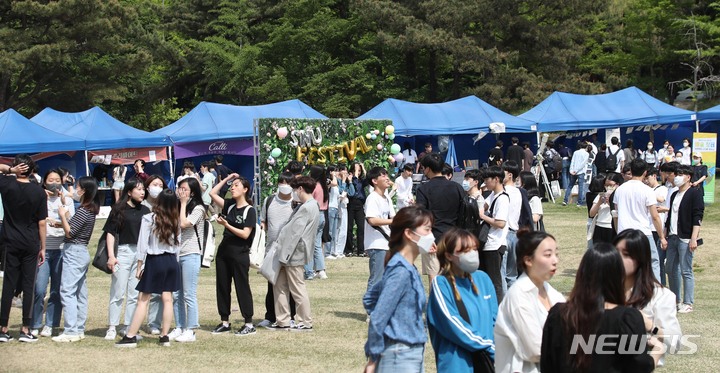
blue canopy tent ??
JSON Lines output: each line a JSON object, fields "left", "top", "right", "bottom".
{"left": 519, "top": 87, "right": 695, "bottom": 132}
{"left": 357, "top": 96, "right": 537, "bottom": 169}
{"left": 31, "top": 107, "right": 172, "bottom": 191}
{"left": 154, "top": 99, "right": 327, "bottom": 185}
{"left": 0, "top": 109, "right": 85, "bottom": 154}
{"left": 699, "top": 104, "right": 720, "bottom": 123}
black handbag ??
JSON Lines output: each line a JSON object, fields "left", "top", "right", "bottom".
{"left": 453, "top": 289, "right": 495, "bottom": 373}
{"left": 92, "top": 231, "right": 118, "bottom": 274}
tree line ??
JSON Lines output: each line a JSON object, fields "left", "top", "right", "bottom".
{"left": 1, "top": 0, "right": 718, "bottom": 131}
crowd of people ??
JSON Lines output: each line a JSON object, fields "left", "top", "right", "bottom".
{"left": 0, "top": 136, "right": 707, "bottom": 371}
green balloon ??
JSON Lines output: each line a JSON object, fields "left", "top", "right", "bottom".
{"left": 271, "top": 148, "right": 282, "bottom": 158}
{"left": 388, "top": 133, "right": 395, "bottom": 140}
{"left": 390, "top": 144, "right": 401, "bottom": 155}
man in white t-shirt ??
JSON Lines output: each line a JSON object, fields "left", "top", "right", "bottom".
{"left": 479, "top": 166, "right": 510, "bottom": 302}
{"left": 606, "top": 136, "right": 625, "bottom": 173}
{"left": 363, "top": 167, "right": 395, "bottom": 294}
{"left": 613, "top": 159, "right": 667, "bottom": 282}
{"left": 393, "top": 164, "right": 414, "bottom": 210}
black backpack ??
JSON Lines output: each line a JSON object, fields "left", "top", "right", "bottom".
{"left": 551, "top": 151, "right": 562, "bottom": 173}
{"left": 606, "top": 148, "right": 621, "bottom": 172}
{"left": 459, "top": 195, "right": 482, "bottom": 235}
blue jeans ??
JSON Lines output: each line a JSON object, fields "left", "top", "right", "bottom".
{"left": 32, "top": 249, "right": 63, "bottom": 329}
{"left": 647, "top": 235, "right": 660, "bottom": 283}
{"left": 324, "top": 207, "right": 339, "bottom": 256}
{"left": 505, "top": 230, "right": 518, "bottom": 289}
{"left": 108, "top": 244, "right": 139, "bottom": 327}
{"left": 305, "top": 211, "right": 326, "bottom": 277}
{"left": 563, "top": 173, "right": 586, "bottom": 205}
{"left": 666, "top": 235, "right": 694, "bottom": 305}
{"left": 365, "top": 249, "right": 386, "bottom": 292}
{"left": 561, "top": 159, "right": 571, "bottom": 189}
{"left": 377, "top": 341, "right": 424, "bottom": 372}
{"left": 174, "top": 254, "right": 201, "bottom": 329}
{"left": 60, "top": 243, "right": 89, "bottom": 335}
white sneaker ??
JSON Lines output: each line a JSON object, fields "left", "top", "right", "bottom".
{"left": 257, "top": 319, "right": 272, "bottom": 328}
{"left": 317, "top": 270, "right": 328, "bottom": 279}
{"left": 326, "top": 255, "right": 337, "bottom": 260}
{"left": 40, "top": 326, "right": 53, "bottom": 337}
{"left": 0, "top": 270, "right": 3, "bottom": 278}
{"left": 175, "top": 329, "right": 196, "bottom": 343}
{"left": 290, "top": 320, "right": 296, "bottom": 328}
{"left": 678, "top": 303, "right": 694, "bottom": 313}
{"left": 336, "top": 254, "right": 345, "bottom": 259}
{"left": 104, "top": 328, "right": 117, "bottom": 340}
{"left": 52, "top": 333, "right": 81, "bottom": 343}
{"left": 150, "top": 327, "right": 161, "bottom": 335}
{"left": 30, "top": 329, "right": 39, "bottom": 337}
{"left": 79, "top": 333, "right": 86, "bottom": 340}
{"left": 168, "top": 327, "right": 183, "bottom": 341}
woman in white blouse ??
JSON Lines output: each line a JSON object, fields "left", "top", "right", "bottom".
{"left": 494, "top": 229, "right": 565, "bottom": 373}
{"left": 615, "top": 229, "right": 681, "bottom": 366}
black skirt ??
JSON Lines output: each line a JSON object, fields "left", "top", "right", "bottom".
{"left": 136, "top": 252, "right": 180, "bottom": 294}
{"left": 593, "top": 226, "right": 615, "bottom": 244}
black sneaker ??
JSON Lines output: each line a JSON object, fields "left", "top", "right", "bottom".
{"left": 235, "top": 325, "right": 256, "bottom": 336}
{"left": 0, "top": 331, "right": 13, "bottom": 343}
{"left": 264, "top": 322, "right": 290, "bottom": 331}
{"left": 211, "top": 323, "right": 231, "bottom": 334}
{"left": 158, "top": 335, "right": 170, "bottom": 347}
{"left": 290, "top": 324, "right": 313, "bottom": 332}
{"left": 115, "top": 335, "right": 137, "bottom": 348}
{"left": 18, "top": 331, "right": 38, "bottom": 343}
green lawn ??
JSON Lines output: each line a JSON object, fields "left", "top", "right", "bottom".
{"left": 1, "top": 183, "right": 719, "bottom": 372}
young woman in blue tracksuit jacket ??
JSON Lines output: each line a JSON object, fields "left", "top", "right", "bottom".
{"left": 427, "top": 227, "right": 498, "bottom": 373}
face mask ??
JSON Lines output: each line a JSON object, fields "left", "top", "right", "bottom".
{"left": 606, "top": 186, "right": 616, "bottom": 193}
{"left": 456, "top": 251, "right": 479, "bottom": 273}
{"left": 647, "top": 145, "right": 653, "bottom": 150}
{"left": 663, "top": 144, "right": 668, "bottom": 149}
{"left": 675, "top": 157, "right": 683, "bottom": 163}
{"left": 412, "top": 231, "right": 435, "bottom": 254}
{"left": 292, "top": 190, "right": 300, "bottom": 202}
{"left": 73, "top": 190, "right": 83, "bottom": 200}
{"left": 148, "top": 185, "right": 163, "bottom": 198}
{"left": 46, "top": 183, "right": 62, "bottom": 194}
{"left": 461, "top": 180, "right": 471, "bottom": 191}
{"left": 683, "top": 142, "right": 689, "bottom": 147}
{"left": 278, "top": 184, "right": 293, "bottom": 195}
{"left": 674, "top": 175, "right": 686, "bottom": 188}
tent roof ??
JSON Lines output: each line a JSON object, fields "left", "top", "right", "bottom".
{"left": 154, "top": 99, "right": 327, "bottom": 143}
{"left": 31, "top": 106, "right": 169, "bottom": 150}
{"left": 698, "top": 104, "right": 720, "bottom": 122}
{"left": 357, "top": 96, "right": 536, "bottom": 135}
{"left": 0, "top": 109, "right": 86, "bottom": 154}
{"left": 519, "top": 87, "right": 695, "bottom": 132}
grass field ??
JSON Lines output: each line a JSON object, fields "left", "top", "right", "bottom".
{"left": 1, "top": 183, "right": 719, "bottom": 372}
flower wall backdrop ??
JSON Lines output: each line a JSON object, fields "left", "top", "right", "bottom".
{"left": 256, "top": 118, "right": 397, "bottom": 202}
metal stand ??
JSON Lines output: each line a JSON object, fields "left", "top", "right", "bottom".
{"left": 535, "top": 134, "right": 556, "bottom": 204}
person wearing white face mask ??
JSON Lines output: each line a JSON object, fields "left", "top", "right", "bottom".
{"left": 363, "top": 205, "right": 434, "bottom": 373}
{"left": 495, "top": 229, "right": 564, "bottom": 373}
{"left": 427, "top": 227, "right": 498, "bottom": 373}
{"left": 139, "top": 175, "right": 168, "bottom": 335}
{"left": 642, "top": 142, "right": 658, "bottom": 168}
{"left": 680, "top": 138, "right": 692, "bottom": 165}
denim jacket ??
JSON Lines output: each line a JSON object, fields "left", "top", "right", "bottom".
{"left": 363, "top": 252, "right": 427, "bottom": 362}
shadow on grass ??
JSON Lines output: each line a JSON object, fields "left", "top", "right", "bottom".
{"left": 332, "top": 311, "right": 367, "bottom": 322}
{"left": 560, "top": 268, "right": 577, "bottom": 278}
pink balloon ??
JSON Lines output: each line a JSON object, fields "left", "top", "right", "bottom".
{"left": 376, "top": 144, "right": 384, "bottom": 151}
{"left": 394, "top": 153, "right": 404, "bottom": 162}
{"left": 277, "top": 127, "right": 289, "bottom": 139}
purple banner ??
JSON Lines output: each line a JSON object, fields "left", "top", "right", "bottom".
{"left": 174, "top": 139, "right": 255, "bottom": 159}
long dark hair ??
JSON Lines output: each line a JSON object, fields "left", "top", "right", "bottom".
{"left": 614, "top": 229, "right": 658, "bottom": 309}
{"left": 519, "top": 171, "right": 539, "bottom": 199}
{"left": 309, "top": 165, "right": 328, "bottom": 203}
{"left": 561, "top": 242, "right": 626, "bottom": 371}
{"left": 108, "top": 178, "right": 145, "bottom": 231}
{"left": 178, "top": 177, "right": 206, "bottom": 216}
{"left": 77, "top": 176, "right": 101, "bottom": 214}
{"left": 153, "top": 189, "right": 180, "bottom": 246}
{"left": 386, "top": 206, "right": 434, "bottom": 266}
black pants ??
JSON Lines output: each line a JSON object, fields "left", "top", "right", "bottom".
{"left": 215, "top": 243, "right": 253, "bottom": 323}
{"left": 0, "top": 245, "right": 38, "bottom": 327}
{"left": 345, "top": 202, "right": 365, "bottom": 255}
{"left": 264, "top": 282, "right": 296, "bottom": 322}
{"left": 480, "top": 249, "right": 504, "bottom": 303}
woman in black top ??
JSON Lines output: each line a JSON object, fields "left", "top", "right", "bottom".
{"left": 210, "top": 173, "right": 257, "bottom": 336}
{"left": 690, "top": 152, "right": 708, "bottom": 197}
{"left": 541, "top": 242, "right": 660, "bottom": 372}
{"left": 102, "top": 179, "right": 151, "bottom": 340}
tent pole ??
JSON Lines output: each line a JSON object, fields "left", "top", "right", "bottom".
{"left": 84, "top": 150, "right": 90, "bottom": 177}
{"left": 696, "top": 119, "right": 700, "bottom": 133}
{"left": 168, "top": 146, "right": 175, "bottom": 186}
